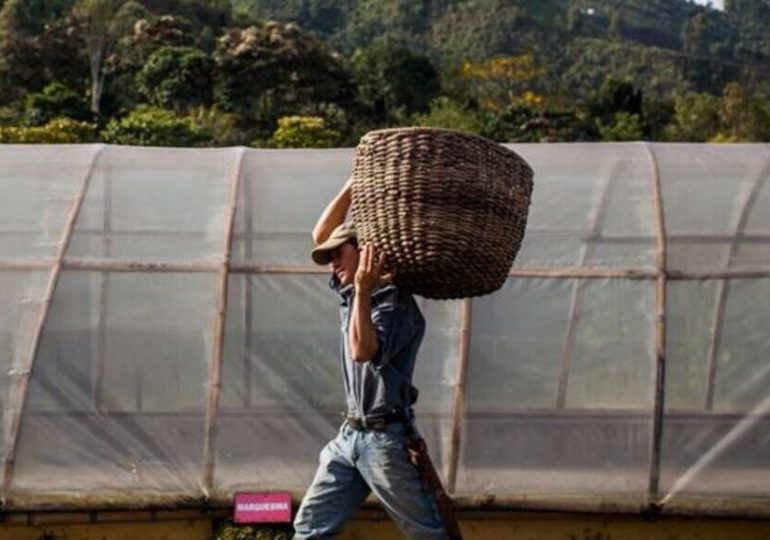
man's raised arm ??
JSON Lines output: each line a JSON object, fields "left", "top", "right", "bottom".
{"left": 312, "top": 176, "right": 354, "bottom": 245}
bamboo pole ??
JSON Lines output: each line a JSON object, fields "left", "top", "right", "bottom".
{"left": 0, "top": 260, "right": 54, "bottom": 270}
{"left": 667, "top": 268, "right": 770, "bottom": 280}
{"left": 644, "top": 143, "right": 668, "bottom": 508}
{"left": 6, "top": 259, "right": 770, "bottom": 280}
{"left": 445, "top": 298, "right": 473, "bottom": 493}
{"left": 508, "top": 267, "right": 657, "bottom": 279}
{"left": 0, "top": 228, "right": 310, "bottom": 240}
{"left": 228, "top": 262, "right": 329, "bottom": 274}
{"left": 704, "top": 158, "right": 770, "bottom": 411}
{"left": 201, "top": 147, "right": 246, "bottom": 495}
{"left": 556, "top": 161, "right": 624, "bottom": 408}
{"left": 1, "top": 144, "right": 105, "bottom": 491}
{"left": 62, "top": 259, "right": 220, "bottom": 273}
{"left": 11, "top": 227, "right": 770, "bottom": 245}
{"left": 579, "top": 233, "right": 770, "bottom": 244}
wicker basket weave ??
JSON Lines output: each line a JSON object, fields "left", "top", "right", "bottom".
{"left": 351, "top": 127, "right": 533, "bottom": 299}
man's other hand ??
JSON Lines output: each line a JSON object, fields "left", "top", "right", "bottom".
{"left": 354, "top": 244, "right": 392, "bottom": 293}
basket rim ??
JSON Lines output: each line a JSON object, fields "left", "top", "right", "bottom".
{"left": 358, "top": 126, "right": 533, "bottom": 174}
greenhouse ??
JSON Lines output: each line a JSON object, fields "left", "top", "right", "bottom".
{"left": 0, "top": 143, "right": 769, "bottom": 531}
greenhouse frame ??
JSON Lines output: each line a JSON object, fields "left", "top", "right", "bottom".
{"left": 0, "top": 143, "right": 769, "bottom": 520}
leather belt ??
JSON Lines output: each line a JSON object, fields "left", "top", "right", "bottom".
{"left": 343, "top": 410, "right": 407, "bottom": 431}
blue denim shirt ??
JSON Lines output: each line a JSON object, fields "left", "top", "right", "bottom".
{"left": 331, "top": 276, "right": 425, "bottom": 419}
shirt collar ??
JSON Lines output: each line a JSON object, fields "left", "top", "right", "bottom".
{"left": 330, "top": 274, "right": 398, "bottom": 304}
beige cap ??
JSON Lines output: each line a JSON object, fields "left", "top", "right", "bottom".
{"left": 310, "top": 222, "right": 357, "bottom": 265}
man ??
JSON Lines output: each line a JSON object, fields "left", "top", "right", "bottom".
{"left": 293, "top": 177, "right": 447, "bottom": 539}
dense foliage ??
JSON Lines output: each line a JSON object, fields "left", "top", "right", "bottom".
{"left": 1, "top": 0, "right": 768, "bottom": 146}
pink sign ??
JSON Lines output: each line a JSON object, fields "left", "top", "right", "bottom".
{"left": 234, "top": 491, "right": 293, "bottom": 524}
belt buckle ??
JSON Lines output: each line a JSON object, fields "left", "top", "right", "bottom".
{"left": 366, "top": 417, "right": 387, "bottom": 431}
{"left": 345, "top": 414, "right": 387, "bottom": 431}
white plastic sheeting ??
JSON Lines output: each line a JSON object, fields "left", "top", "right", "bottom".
{"left": 0, "top": 143, "right": 768, "bottom": 516}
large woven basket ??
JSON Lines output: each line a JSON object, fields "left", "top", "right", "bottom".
{"left": 351, "top": 127, "right": 533, "bottom": 299}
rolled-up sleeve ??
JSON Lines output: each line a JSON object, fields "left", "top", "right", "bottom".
{"left": 370, "top": 290, "right": 412, "bottom": 366}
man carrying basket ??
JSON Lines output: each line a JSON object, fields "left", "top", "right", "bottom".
{"left": 292, "top": 177, "right": 453, "bottom": 539}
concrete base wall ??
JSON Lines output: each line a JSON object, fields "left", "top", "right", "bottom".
{"left": 3, "top": 510, "right": 770, "bottom": 540}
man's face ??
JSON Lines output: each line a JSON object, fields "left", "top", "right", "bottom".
{"left": 329, "top": 241, "right": 359, "bottom": 286}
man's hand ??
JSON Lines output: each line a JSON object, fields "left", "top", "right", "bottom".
{"left": 354, "top": 244, "right": 393, "bottom": 293}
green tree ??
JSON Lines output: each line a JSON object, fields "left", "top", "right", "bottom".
{"left": 101, "top": 14, "right": 198, "bottom": 118}
{"left": 588, "top": 77, "right": 643, "bottom": 134}
{"left": 566, "top": 3, "right": 583, "bottom": 35}
{"left": 717, "top": 82, "right": 770, "bottom": 141}
{"left": 214, "top": 22, "right": 356, "bottom": 133}
{"left": 0, "top": 0, "right": 85, "bottom": 103}
{"left": 188, "top": 106, "right": 243, "bottom": 146}
{"left": 100, "top": 105, "right": 210, "bottom": 145}
{"left": 682, "top": 12, "right": 707, "bottom": 57}
{"left": 642, "top": 98, "right": 675, "bottom": 141}
{"left": 663, "top": 92, "right": 721, "bottom": 141}
{"left": 607, "top": 8, "right": 623, "bottom": 41}
{"left": 129, "top": 15, "right": 197, "bottom": 57}
{"left": 592, "top": 78, "right": 642, "bottom": 116}
{"left": 351, "top": 42, "right": 440, "bottom": 122}
{"left": 483, "top": 103, "right": 587, "bottom": 142}
{"left": 413, "top": 97, "right": 484, "bottom": 135}
{"left": 458, "top": 54, "right": 546, "bottom": 113}
{"left": 71, "top": 0, "right": 146, "bottom": 118}
{"left": 268, "top": 115, "right": 341, "bottom": 148}
{"left": 23, "top": 82, "right": 90, "bottom": 125}
{"left": 136, "top": 46, "right": 214, "bottom": 112}
{"left": 597, "top": 111, "right": 644, "bottom": 141}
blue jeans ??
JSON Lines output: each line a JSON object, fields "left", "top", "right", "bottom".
{"left": 293, "top": 422, "right": 447, "bottom": 539}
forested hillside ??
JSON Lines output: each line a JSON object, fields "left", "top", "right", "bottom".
{"left": 1, "top": 0, "right": 769, "bottom": 146}
{"left": 232, "top": 0, "right": 770, "bottom": 94}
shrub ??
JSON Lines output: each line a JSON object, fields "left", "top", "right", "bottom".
{"left": 597, "top": 111, "right": 645, "bottom": 141}
{"left": 100, "top": 106, "right": 210, "bottom": 146}
{"left": 188, "top": 106, "right": 242, "bottom": 146}
{"left": 23, "top": 82, "right": 91, "bottom": 126}
{"left": 268, "top": 116, "right": 341, "bottom": 148}
{"left": 413, "top": 97, "right": 484, "bottom": 135}
{"left": 0, "top": 118, "right": 98, "bottom": 143}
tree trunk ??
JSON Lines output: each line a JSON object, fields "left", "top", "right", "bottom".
{"left": 89, "top": 49, "right": 102, "bottom": 120}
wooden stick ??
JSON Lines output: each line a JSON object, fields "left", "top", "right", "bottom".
{"left": 644, "top": 143, "right": 668, "bottom": 508}
{"left": 202, "top": 147, "right": 246, "bottom": 495}
{"left": 446, "top": 298, "right": 473, "bottom": 494}
{"left": 1, "top": 145, "right": 105, "bottom": 490}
